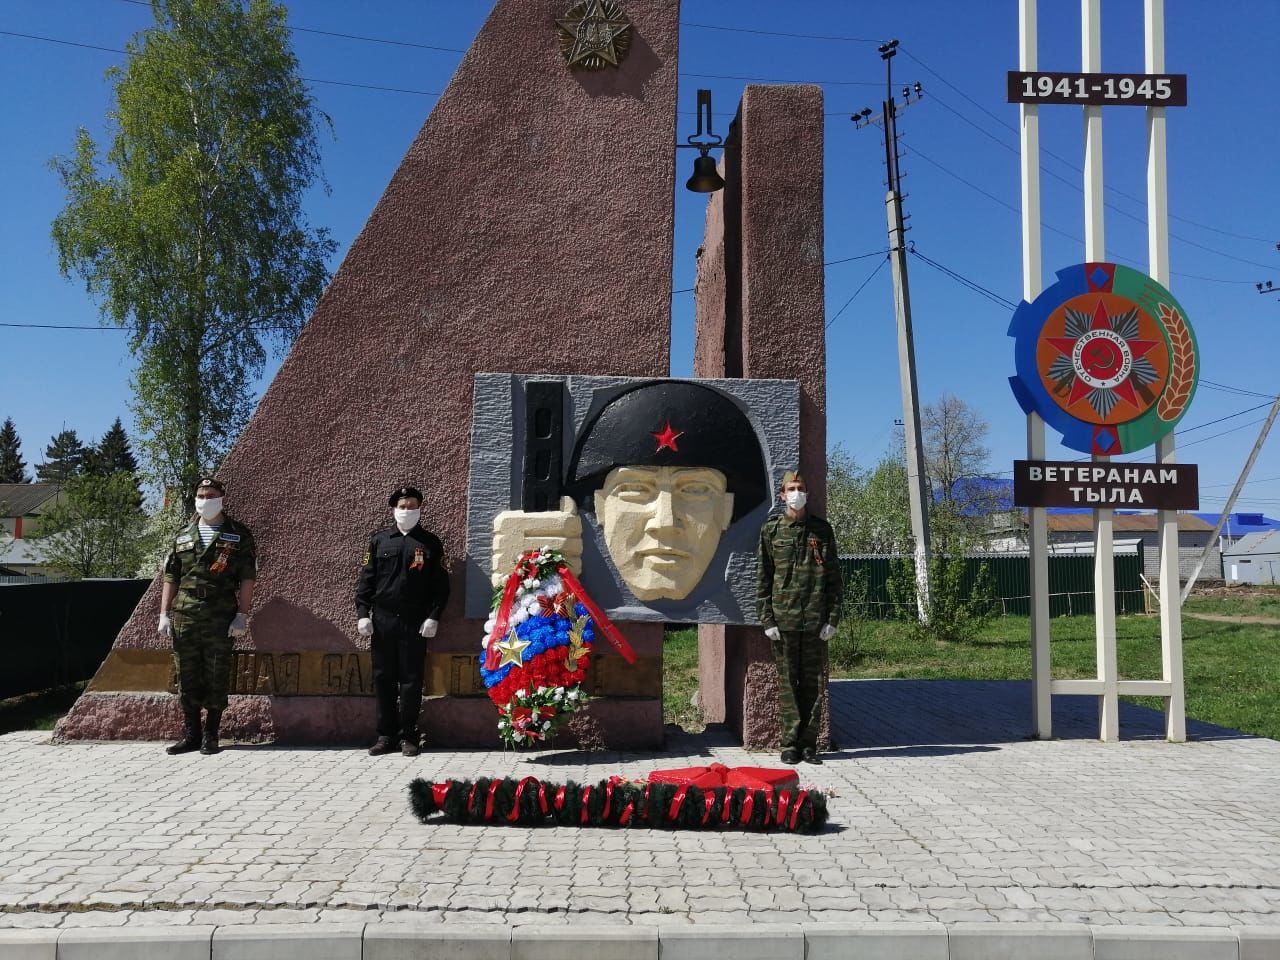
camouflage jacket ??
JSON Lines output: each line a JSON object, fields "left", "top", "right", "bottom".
{"left": 162, "top": 515, "right": 257, "bottom": 617}
{"left": 756, "top": 512, "right": 843, "bottom": 632}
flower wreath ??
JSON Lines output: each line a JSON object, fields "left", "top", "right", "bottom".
{"left": 480, "top": 548, "right": 635, "bottom": 748}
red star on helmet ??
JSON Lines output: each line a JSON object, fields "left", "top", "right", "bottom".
{"left": 651, "top": 420, "right": 683, "bottom": 452}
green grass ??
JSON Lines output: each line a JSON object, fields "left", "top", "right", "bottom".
{"left": 0, "top": 682, "right": 86, "bottom": 735}
{"left": 663, "top": 627, "right": 704, "bottom": 733}
{"left": 1179, "top": 588, "right": 1280, "bottom": 619}
{"left": 663, "top": 598, "right": 1280, "bottom": 741}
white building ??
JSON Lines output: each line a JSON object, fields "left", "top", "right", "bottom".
{"left": 1223, "top": 531, "right": 1280, "bottom": 585}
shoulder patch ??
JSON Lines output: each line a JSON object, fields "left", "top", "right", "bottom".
{"left": 175, "top": 535, "right": 194, "bottom": 547}
{"left": 219, "top": 532, "right": 241, "bottom": 543}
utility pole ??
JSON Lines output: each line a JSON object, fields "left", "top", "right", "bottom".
{"left": 1181, "top": 392, "right": 1280, "bottom": 601}
{"left": 854, "top": 39, "right": 932, "bottom": 621}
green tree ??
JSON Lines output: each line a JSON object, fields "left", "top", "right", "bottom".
{"left": 85, "top": 418, "right": 140, "bottom": 477}
{"left": 31, "top": 473, "right": 149, "bottom": 579}
{"left": 826, "top": 445, "right": 914, "bottom": 556}
{"left": 36, "top": 429, "right": 87, "bottom": 483}
{"left": 0, "top": 418, "right": 29, "bottom": 483}
{"left": 51, "top": 0, "right": 335, "bottom": 511}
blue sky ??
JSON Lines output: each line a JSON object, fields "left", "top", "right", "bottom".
{"left": 2, "top": 1, "right": 1277, "bottom": 514}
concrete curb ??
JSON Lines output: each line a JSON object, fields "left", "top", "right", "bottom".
{"left": 2, "top": 922, "right": 1278, "bottom": 959}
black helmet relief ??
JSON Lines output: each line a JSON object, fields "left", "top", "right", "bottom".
{"left": 567, "top": 380, "right": 768, "bottom": 522}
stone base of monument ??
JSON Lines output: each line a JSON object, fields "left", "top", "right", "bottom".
{"left": 699, "top": 624, "right": 832, "bottom": 751}
{"left": 56, "top": 622, "right": 668, "bottom": 749}
{"left": 56, "top": 691, "right": 665, "bottom": 750}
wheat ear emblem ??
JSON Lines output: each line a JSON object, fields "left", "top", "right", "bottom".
{"left": 1156, "top": 303, "right": 1195, "bottom": 422}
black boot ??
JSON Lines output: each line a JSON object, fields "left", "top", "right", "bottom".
{"left": 200, "top": 708, "right": 222, "bottom": 755}
{"left": 166, "top": 708, "right": 202, "bottom": 755}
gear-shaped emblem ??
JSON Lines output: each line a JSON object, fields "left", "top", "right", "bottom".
{"left": 1009, "top": 263, "right": 1198, "bottom": 455}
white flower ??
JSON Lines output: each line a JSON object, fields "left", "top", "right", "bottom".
{"left": 483, "top": 615, "right": 496, "bottom": 635}
{"left": 554, "top": 686, "right": 565, "bottom": 697}
{"left": 516, "top": 689, "right": 526, "bottom": 699}
{"left": 522, "top": 577, "right": 540, "bottom": 590}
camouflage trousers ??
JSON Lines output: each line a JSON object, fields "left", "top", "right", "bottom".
{"left": 771, "top": 628, "right": 827, "bottom": 751}
{"left": 172, "top": 611, "right": 235, "bottom": 712}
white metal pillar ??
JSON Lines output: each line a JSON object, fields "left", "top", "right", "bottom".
{"left": 1146, "top": 0, "right": 1186, "bottom": 742}
{"left": 1082, "top": 0, "right": 1119, "bottom": 742}
{"left": 1019, "top": 0, "right": 1052, "bottom": 739}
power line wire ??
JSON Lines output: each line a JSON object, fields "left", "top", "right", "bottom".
{"left": 671, "top": 249, "right": 887, "bottom": 295}
{"left": 679, "top": 21, "right": 883, "bottom": 43}
{"left": 1200, "top": 378, "right": 1278, "bottom": 399}
{"left": 1178, "top": 416, "right": 1270, "bottom": 450}
{"left": 826, "top": 256, "right": 889, "bottom": 329}
{"left": 115, "top": 0, "right": 467, "bottom": 52}
{"left": 682, "top": 71, "right": 879, "bottom": 86}
{"left": 1200, "top": 473, "right": 1280, "bottom": 489}
{"left": 899, "top": 43, "right": 1274, "bottom": 246}
{"left": 903, "top": 139, "right": 1266, "bottom": 286}
{"left": 908, "top": 247, "right": 1018, "bottom": 311}
{"left": 1177, "top": 401, "right": 1275, "bottom": 435}
{"left": 0, "top": 29, "right": 443, "bottom": 95}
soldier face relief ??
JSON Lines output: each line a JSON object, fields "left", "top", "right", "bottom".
{"left": 595, "top": 465, "right": 734, "bottom": 601}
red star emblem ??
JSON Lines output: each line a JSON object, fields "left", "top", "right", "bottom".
{"left": 1046, "top": 299, "right": 1159, "bottom": 413}
{"left": 651, "top": 420, "right": 683, "bottom": 453}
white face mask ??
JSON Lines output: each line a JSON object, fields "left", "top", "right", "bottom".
{"left": 195, "top": 497, "right": 223, "bottom": 521}
{"left": 785, "top": 490, "right": 808, "bottom": 511}
{"left": 394, "top": 507, "right": 421, "bottom": 532}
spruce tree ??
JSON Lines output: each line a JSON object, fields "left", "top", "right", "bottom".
{"left": 85, "top": 418, "right": 144, "bottom": 509}
{"left": 37, "top": 429, "right": 86, "bottom": 483}
{"left": 86, "top": 418, "right": 140, "bottom": 476}
{"left": 0, "top": 418, "right": 29, "bottom": 483}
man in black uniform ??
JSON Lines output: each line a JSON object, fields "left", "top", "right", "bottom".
{"left": 355, "top": 485, "right": 450, "bottom": 756}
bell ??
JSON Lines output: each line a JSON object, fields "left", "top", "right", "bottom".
{"left": 686, "top": 152, "right": 725, "bottom": 193}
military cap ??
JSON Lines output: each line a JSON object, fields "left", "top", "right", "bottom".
{"left": 781, "top": 469, "right": 806, "bottom": 487}
{"left": 388, "top": 484, "right": 424, "bottom": 507}
{"left": 567, "top": 380, "right": 767, "bottom": 522}
{"left": 195, "top": 477, "right": 225, "bottom": 495}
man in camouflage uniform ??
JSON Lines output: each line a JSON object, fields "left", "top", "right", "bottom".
{"left": 158, "top": 478, "right": 257, "bottom": 756}
{"left": 757, "top": 469, "right": 842, "bottom": 764}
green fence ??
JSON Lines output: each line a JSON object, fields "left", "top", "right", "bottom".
{"left": 839, "top": 549, "right": 1146, "bottom": 619}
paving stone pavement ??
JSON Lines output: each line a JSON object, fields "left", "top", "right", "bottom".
{"left": 1, "top": 679, "right": 1277, "bottom": 931}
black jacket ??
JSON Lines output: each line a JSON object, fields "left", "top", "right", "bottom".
{"left": 355, "top": 525, "right": 450, "bottom": 621}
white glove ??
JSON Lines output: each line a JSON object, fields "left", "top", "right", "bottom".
{"left": 157, "top": 613, "right": 173, "bottom": 638}
{"left": 764, "top": 626, "right": 781, "bottom": 642}
{"left": 228, "top": 612, "right": 249, "bottom": 638}
{"left": 419, "top": 618, "right": 439, "bottom": 638}
{"left": 819, "top": 623, "right": 836, "bottom": 642}
{"left": 357, "top": 617, "right": 374, "bottom": 638}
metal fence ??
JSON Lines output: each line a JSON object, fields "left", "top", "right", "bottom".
{"left": 0, "top": 578, "right": 148, "bottom": 699}
{"left": 838, "top": 548, "right": 1147, "bottom": 619}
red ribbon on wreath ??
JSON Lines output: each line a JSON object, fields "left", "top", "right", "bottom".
{"left": 483, "top": 553, "right": 635, "bottom": 669}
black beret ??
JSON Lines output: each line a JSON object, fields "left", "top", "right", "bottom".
{"left": 389, "top": 485, "right": 424, "bottom": 507}
{"left": 567, "top": 380, "right": 768, "bottom": 522}
{"left": 195, "top": 478, "right": 225, "bottom": 495}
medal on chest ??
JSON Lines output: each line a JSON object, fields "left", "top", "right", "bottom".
{"left": 410, "top": 547, "right": 425, "bottom": 571}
